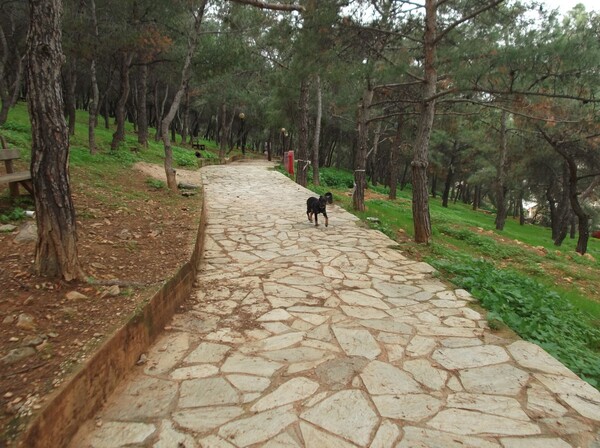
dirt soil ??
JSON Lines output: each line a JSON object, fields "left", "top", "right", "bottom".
{"left": 0, "top": 162, "right": 203, "bottom": 445}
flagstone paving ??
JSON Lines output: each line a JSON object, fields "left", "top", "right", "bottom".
{"left": 70, "top": 161, "right": 600, "bottom": 448}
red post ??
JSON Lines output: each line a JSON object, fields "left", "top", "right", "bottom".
{"left": 288, "top": 151, "right": 294, "bottom": 175}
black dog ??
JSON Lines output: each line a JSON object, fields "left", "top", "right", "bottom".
{"left": 307, "top": 192, "right": 333, "bottom": 227}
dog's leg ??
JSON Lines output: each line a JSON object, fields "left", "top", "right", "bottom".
{"left": 324, "top": 212, "right": 328, "bottom": 227}
{"left": 307, "top": 211, "right": 313, "bottom": 222}
{"left": 314, "top": 213, "right": 319, "bottom": 226}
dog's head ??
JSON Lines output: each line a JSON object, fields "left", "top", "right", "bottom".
{"left": 324, "top": 192, "right": 333, "bottom": 204}
{"left": 318, "top": 196, "right": 327, "bottom": 211}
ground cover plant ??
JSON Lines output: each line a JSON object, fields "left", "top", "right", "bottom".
{"left": 295, "top": 165, "right": 600, "bottom": 388}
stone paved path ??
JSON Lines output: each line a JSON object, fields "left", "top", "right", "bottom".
{"left": 71, "top": 161, "right": 600, "bottom": 448}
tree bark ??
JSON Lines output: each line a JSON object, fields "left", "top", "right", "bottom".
{"left": 219, "top": 103, "right": 227, "bottom": 159}
{"left": 442, "top": 151, "right": 456, "bottom": 208}
{"left": 495, "top": 109, "right": 508, "bottom": 230}
{"left": 87, "top": 0, "right": 99, "bottom": 154}
{"left": 111, "top": 51, "right": 133, "bottom": 150}
{"left": 137, "top": 64, "right": 148, "bottom": 147}
{"left": 352, "top": 87, "right": 374, "bottom": 211}
{"left": 411, "top": 0, "right": 436, "bottom": 243}
{"left": 388, "top": 118, "right": 402, "bottom": 200}
{"left": 26, "top": 0, "right": 83, "bottom": 281}
{"left": 65, "top": 59, "right": 77, "bottom": 136}
{"left": 296, "top": 78, "right": 310, "bottom": 187}
{"left": 162, "top": 0, "right": 208, "bottom": 191}
{"left": 311, "top": 74, "right": 322, "bottom": 186}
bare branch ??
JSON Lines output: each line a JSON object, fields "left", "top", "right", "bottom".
{"left": 230, "top": 0, "right": 304, "bottom": 12}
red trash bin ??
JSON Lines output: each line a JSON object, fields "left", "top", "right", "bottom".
{"left": 287, "top": 151, "right": 294, "bottom": 175}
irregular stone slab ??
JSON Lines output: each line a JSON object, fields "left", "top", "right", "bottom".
{"left": 262, "top": 432, "right": 302, "bottom": 448}
{"left": 406, "top": 336, "right": 437, "bottom": 357}
{"left": 226, "top": 375, "right": 271, "bottom": 392}
{"left": 459, "top": 364, "right": 529, "bottom": 396}
{"left": 534, "top": 373, "right": 600, "bottom": 421}
{"left": 397, "top": 426, "right": 501, "bottom": 448}
{"left": 415, "top": 325, "right": 482, "bottom": 338}
{"left": 262, "top": 346, "right": 328, "bottom": 363}
{"left": 179, "top": 377, "right": 239, "bottom": 408}
{"left": 240, "top": 332, "right": 305, "bottom": 354}
{"left": 370, "top": 420, "right": 401, "bottom": 448}
{"left": 508, "top": 341, "right": 578, "bottom": 378}
{"left": 440, "top": 337, "right": 483, "bottom": 348}
{"left": 185, "top": 342, "right": 231, "bottom": 364}
{"left": 218, "top": 405, "right": 297, "bottom": 446}
{"left": 361, "top": 360, "right": 422, "bottom": 395}
{"left": 315, "top": 358, "right": 369, "bottom": 390}
{"left": 525, "top": 383, "right": 568, "bottom": 418}
{"left": 80, "top": 422, "right": 155, "bottom": 448}
{"left": 341, "top": 306, "right": 389, "bottom": 320}
{"left": 144, "top": 332, "right": 189, "bottom": 375}
{"left": 257, "top": 309, "right": 294, "bottom": 322}
{"left": 372, "top": 280, "right": 421, "bottom": 298}
{"left": 373, "top": 394, "right": 443, "bottom": 421}
{"left": 290, "top": 312, "right": 329, "bottom": 326}
{"left": 173, "top": 406, "right": 244, "bottom": 433}
{"left": 287, "top": 305, "right": 334, "bottom": 314}
{"left": 432, "top": 345, "right": 509, "bottom": 369}
{"left": 499, "top": 438, "right": 572, "bottom": 448}
{"left": 323, "top": 266, "right": 345, "bottom": 279}
{"left": 250, "top": 377, "right": 319, "bottom": 412}
{"left": 171, "top": 364, "right": 219, "bottom": 380}
{"left": 358, "top": 319, "right": 413, "bottom": 335}
{"left": 299, "top": 422, "right": 358, "bottom": 448}
{"left": 103, "top": 377, "right": 177, "bottom": 420}
{"left": 447, "top": 393, "right": 530, "bottom": 421}
{"left": 403, "top": 359, "right": 448, "bottom": 391}
{"left": 264, "top": 283, "right": 308, "bottom": 298}
{"left": 262, "top": 322, "right": 293, "bottom": 334}
{"left": 332, "top": 326, "right": 381, "bottom": 359}
{"left": 301, "top": 390, "right": 379, "bottom": 447}
{"left": 338, "top": 290, "right": 390, "bottom": 310}
{"left": 221, "top": 353, "right": 283, "bottom": 376}
{"left": 198, "top": 435, "right": 237, "bottom": 447}
{"left": 154, "top": 420, "right": 198, "bottom": 448}
{"left": 427, "top": 409, "right": 541, "bottom": 436}
{"left": 443, "top": 316, "right": 477, "bottom": 327}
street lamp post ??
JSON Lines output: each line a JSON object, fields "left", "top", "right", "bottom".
{"left": 239, "top": 112, "right": 246, "bottom": 156}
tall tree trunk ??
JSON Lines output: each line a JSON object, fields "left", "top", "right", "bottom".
{"left": 65, "top": 59, "right": 77, "bottom": 135}
{"left": 368, "top": 120, "right": 382, "bottom": 186}
{"left": 27, "top": 0, "right": 83, "bottom": 281}
{"left": 541, "top": 130, "right": 590, "bottom": 254}
{"left": 296, "top": 78, "right": 310, "bottom": 187}
{"left": 442, "top": 152, "right": 456, "bottom": 208}
{"left": 389, "top": 118, "right": 402, "bottom": 200}
{"left": 0, "top": 22, "right": 24, "bottom": 126}
{"left": 411, "top": 0, "right": 437, "bottom": 243}
{"left": 472, "top": 184, "right": 480, "bottom": 210}
{"left": 312, "top": 74, "right": 322, "bottom": 186}
{"left": 554, "top": 163, "right": 571, "bottom": 246}
{"left": 137, "top": 64, "right": 148, "bottom": 147}
{"left": 352, "top": 87, "right": 374, "bottom": 211}
{"left": 218, "top": 103, "right": 227, "bottom": 159}
{"left": 111, "top": 51, "right": 133, "bottom": 150}
{"left": 87, "top": 0, "right": 100, "bottom": 154}
{"left": 495, "top": 109, "right": 509, "bottom": 230}
{"left": 181, "top": 85, "right": 190, "bottom": 144}
{"left": 162, "top": 0, "right": 207, "bottom": 190}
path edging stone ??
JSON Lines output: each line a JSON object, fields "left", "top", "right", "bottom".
{"left": 15, "top": 191, "right": 208, "bottom": 448}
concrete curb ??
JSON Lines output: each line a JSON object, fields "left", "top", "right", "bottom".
{"left": 16, "top": 191, "right": 208, "bottom": 448}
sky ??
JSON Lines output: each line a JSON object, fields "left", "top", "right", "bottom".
{"left": 541, "top": 0, "right": 599, "bottom": 13}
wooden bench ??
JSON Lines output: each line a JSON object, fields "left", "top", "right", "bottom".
{"left": 0, "top": 149, "right": 33, "bottom": 198}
